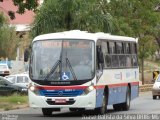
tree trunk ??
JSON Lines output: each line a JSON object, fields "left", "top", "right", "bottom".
{"left": 141, "top": 58, "right": 145, "bottom": 85}
{"left": 65, "top": 12, "right": 72, "bottom": 30}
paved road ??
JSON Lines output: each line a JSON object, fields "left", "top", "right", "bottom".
{"left": 0, "top": 91, "right": 160, "bottom": 120}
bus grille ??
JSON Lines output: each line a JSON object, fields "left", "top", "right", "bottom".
{"left": 39, "top": 90, "right": 84, "bottom": 97}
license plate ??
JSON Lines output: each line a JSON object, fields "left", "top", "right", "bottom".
{"left": 55, "top": 99, "right": 66, "bottom": 103}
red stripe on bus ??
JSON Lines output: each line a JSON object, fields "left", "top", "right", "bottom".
{"left": 35, "top": 82, "right": 139, "bottom": 90}
{"left": 94, "top": 85, "right": 105, "bottom": 89}
{"left": 108, "top": 83, "right": 128, "bottom": 88}
{"left": 108, "top": 82, "right": 139, "bottom": 88}
{"left": 130, "top": 82, "right": 139, "bottom": 86}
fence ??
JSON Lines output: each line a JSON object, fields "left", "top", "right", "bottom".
{"left": 139, "top": 84, "right": 153, "bottom": 92}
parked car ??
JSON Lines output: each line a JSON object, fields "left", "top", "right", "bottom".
{"left": 152, "top": 74, "right": 160, "bottom": 99}
{"left": 0, "top": 76, "right": 28, "bottom": 95}
{"left": 5, "top": 73, "right": 31, "bottom": 88}
{"left": 0, "top": 60, "right": 12, "bottom": 68}
{"left": 0, "top": 64, "right": 10, "bottom": 77}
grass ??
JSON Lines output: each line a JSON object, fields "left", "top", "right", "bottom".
{"left": 0, "top": 95, "right": 28, "bottom": 111}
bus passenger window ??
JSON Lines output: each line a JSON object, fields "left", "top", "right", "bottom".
{"left": 131, "top": 43, "right": 137, "bottom": 54}
{"left": 96, "top": 46, "right": 104, "bottom": 69}
{"left": 116, "top": 42, "right": 123, "bottom": 54}
{"left": 119, "top": 55, "right": 126, "bottom": 67}
{"left": 109, "top": 42, "right": 116, "bottom": 54}
{"left": 125, "top": 43, "right": 131, "bottom": 54}
{"left": 112, "top": 55, "right": 119, "bottom": 68}
{"left": 126, "top": 55, "right": 132, "bottom": 67}
{"left": 105, "top": 55, "right": 111, "bottom": 68}
{"left": 101, "top": 41, "right": 109, "bottom": 68}
{"left": 132, "top": 55, "right": 138, "bottom": 67}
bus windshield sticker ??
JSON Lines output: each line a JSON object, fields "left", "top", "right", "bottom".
{"left": 61, "top": 72, "right": 70, "bottom": 80}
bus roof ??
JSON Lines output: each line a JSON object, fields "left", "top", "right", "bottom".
{"left": 33, "top": 30, "right": 137, "bottom": 43}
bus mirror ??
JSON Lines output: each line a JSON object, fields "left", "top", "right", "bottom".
{"left": 24, "top": 48, "right": 29, "bottom": 62}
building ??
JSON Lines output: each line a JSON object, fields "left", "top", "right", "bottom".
{"left": 0, "top": 0, "right": 36, "bottom": 60}
{"left": 0, "top": 0, "right": 35, "bottom": 32}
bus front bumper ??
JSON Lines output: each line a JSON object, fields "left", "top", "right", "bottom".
{"left": 28, "top": 90, "right": 96, "bottom": 109}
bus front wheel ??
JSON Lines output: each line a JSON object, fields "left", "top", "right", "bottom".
{"left": 69, "top": 108, "right": 85, "bottom": 112}
{"left": 42, "top": 108, "right": 53, "bottom": 116}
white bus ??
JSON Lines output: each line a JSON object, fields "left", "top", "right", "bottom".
{"left": 28, "top": 30, "right": 139, "bottom": 116}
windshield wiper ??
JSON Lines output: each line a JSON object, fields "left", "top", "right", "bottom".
{"left": 44, "top": 60, "right": 61, "bottom": 81}
{"left": 66, "top": 58, "right": 77, "bottom": 80}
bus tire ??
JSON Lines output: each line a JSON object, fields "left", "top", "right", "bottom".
{"left": 96, "top": 92, "right": 107, "bottom": 115}
{"left": 121, "top": 86, "right": 131, "bottom": 111}
{"left": 69, "top": 108, "right": 77, "bottom": 112}
{"left": 69, "top": 108, "right": 85, "bottom": 112}
{"left": 113, "top": 104, "right": 122, "bottom": 111}
{"left": 42, "top": 108, "right": 53, "bottom": 116}
{"left": 153, "top": 95, "right": 157, "bottom": 99}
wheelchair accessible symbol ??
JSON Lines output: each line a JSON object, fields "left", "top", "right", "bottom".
{"left": 62, "top": 72, "right": 69, "bottom": 80}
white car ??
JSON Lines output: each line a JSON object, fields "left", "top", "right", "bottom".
{"left": 152, "top": 74, "right": 160, "bottom": 99}
{"left": 0, "top": 64, "right": 10, "bottom": 77}
{"left": 5, "top": 73, "right": 31, "bottom": 88}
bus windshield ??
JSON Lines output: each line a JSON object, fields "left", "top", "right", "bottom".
{"left": 30, "top": 39, "right": 95, "bottom": 81}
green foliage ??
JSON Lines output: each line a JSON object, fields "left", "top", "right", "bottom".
{"left": 0, "top": 12, "right": 8, "bottom": 27}
{"left": 31, "top": 0, "right": 114, "bottom": 37}
{"left": 13, "top": 0, "right": 38, "bottom": 14}
{"left": 0, "top": 13, "right": 19, "bottom": 59}
{"left": 107, "top": 0, "right": 160, "bottom": 84}
{"left": 138, "top": 35, "right": 157, "bottom": 59}
{"left": 108, "top": 0, "right": 160, "bottom": 37}
{"left": 107, "top": 0, "right": 160, "bottom": 59}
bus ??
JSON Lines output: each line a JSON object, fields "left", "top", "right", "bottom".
{"left": 28, "top": 30, "right": 139, "bottom": 116}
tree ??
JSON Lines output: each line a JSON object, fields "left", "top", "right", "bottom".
{"left": 0, "top": 12, "right": 19, "bottom": 59}
{"left": 0, "top": 12, "right": 7, "bottom": 27}
{"left": 12, "top": 0, "right": 38, "bottom": 14}
{"left": 31, "top": 0, "right": 114, "bottom": 37}
{"left": 0, "top": 0, "right": 38, "bottom": 19}
{"left": 107, "top": 0, "right": 160, "bottom": 84}
{"left": 154, "top": 24, "right": 160, "bottom": 59}
{"left": 138, "top": 35, "right": 157, "bottom": 85}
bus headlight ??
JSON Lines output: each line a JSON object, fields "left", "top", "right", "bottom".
{"left": 83, "top": 85, "right": 95, "bottom": 95}
{"left": 28, "top": 84, "right": 40, "bottom": 95}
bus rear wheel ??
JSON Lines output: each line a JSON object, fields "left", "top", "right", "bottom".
{"left": 113, "top": 104, "right": 122, "bottom": 111}
{"left": 121, "top": 86, "right": 131, "bottom": 111}
{"left": 42, "top": 108, "right": 53, "bottom": 116}
{"left": 153, "top": 95, "right": 157, "bottom": 99}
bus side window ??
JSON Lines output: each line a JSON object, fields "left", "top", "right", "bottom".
{"left": 119, "top": 55, "right": 126, "bottom": 67}
{"left": 109, "top": 42, "right": 116, "bottom": 54}
{"left": 126, "top": 55, "right": 132, "bottom": 67}
{"left": 112, "top": 55, "right": 119, "bottom": 68}
{"left": 116, "top": 42, "right": 123, "bottom": 54}
{"left": 105, "top": 55, "right": 111, "bottom": 68}
{"left": 132, "top": 55, "right": 138, "bottom": 67}
{"left": 123, "top": 43, "right": 131, "bottom": 54}
{"left": 101, "top": 41, "right": 111, "bottom": 68}
{"left": 97, "top": 46, "right": 104, "bottom": 67}
{"left": 131, "top": 43, "right": 137, "bottom": 54}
